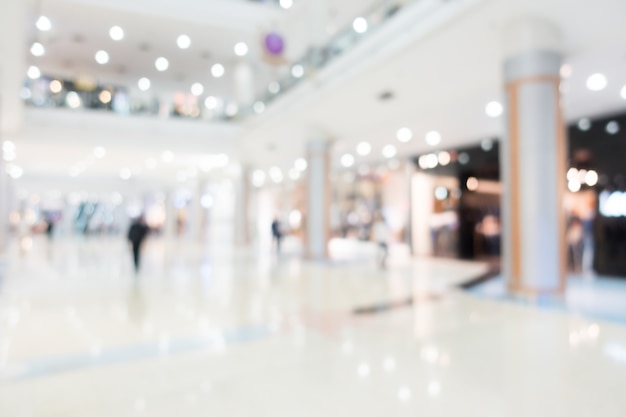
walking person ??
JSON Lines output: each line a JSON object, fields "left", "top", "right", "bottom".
{"left": 271, "top": 217, "right": 283, "bottom": 255}
{"left": 127, "top": 216, "right": 150, "bottom": 273}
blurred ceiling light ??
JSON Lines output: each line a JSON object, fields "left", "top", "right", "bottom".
{"left": 99, "top": 90, "right": 112, "bottom": 104}
{"left": 36, "top": 16, "right": 52, "bottom": 31}
{"left": 30, "top": 42, "right": 45, "bottom": 57}
{"left": 578, "top": 118, "right": 591, "bottom": 131}
{"left": 161, "top": 150, "right": 174, "bottom": 163}
{"left": 191, "top": 82, "right": 204, "bottom": 96}
{"left": 294, "top": 158, "right": 307, "bottom": 171}
{"left": 418, "top": 153, "right": 438, "bottom": 169}
{"left": 66, "top": 91, "right": 81, "bottom": 109}
{"left": 252, "top": 170, "right": 266, "bottom": 187}
{"left": 357, "top": 141, "right": 372, "bottom": 156}
{"left": 425, "top": 130, "right": 442, "bottom": 146}
{"left": 382, "top": 144, "right": 397, "bottom": 159}
{"left": 211, "top": 63, "right": 225, "bottom": 78}
{"left": 567, "top": 168, "right": 578, "bottom": 182}
{"left": 586, "top": 73, "right": 607, "bottom": 91}
{"left": 560, "top": 64, "right": 572, "bottom": 78}
{"left": 466, "top": 177, "right": 479, "bottom": 191}
{"left": 2, "top": 141, "right": 15, "bottom": 153}
{"left": 177, "top": 34, "right": 191, "bottom": 49}
{"left": 585, "top": 170, "right": 599, "bottom": 186}
{"left": 269, "top": 166, "right": 284, "bottom": 183}
{"left": 438, "top": 151, "right": 451, "bottom": 166}
{"left": 234, "top": 42, "right": 248, "bottom": 57}
{"left": 95, "top": 50, "right": 109, "bottom": 64}
{"left": 7, "top": 165, "right": 24, "bottom": 179}
{"left": 268, "top": 81, "right": 280, "bottom": 94}
{"left": 155, "top": 57, "right": 169, "bottom": 71}
{"left": 280, "top": 0, "right": 293, "bottom": 9}
{"left": 27, "top": 65, "right": 41, "bottom": 79}
{"left": 396, "top": 127, "right": 413, "bottom": 143}
{"left": 119, "top": 168, "right": 132, "bottom": 180}
{"left": 341, "top": 153, "right": 355, "bottom": 168}
{"left": 109, "top": 26, "right": 124, "bottom": 41}
{"left": 606, "top": 121, "right": 620, "bottom": 135}
{"left": 353, "top": 17, "right": 368, "bottom": 34}
{"left": 621, "top": 86, "right": 626, "bottom": 100}
{"left": 568, "top": 178, "right": 581, "bottom": 192}
{"left": 138, "top": 77, "right": 151, "bottom": 91}
{"left": 292, "top": 64, "right": 304, "bottom": 78}
{"left": 485, "top": 101, "right": 503, "bottom": 117}
{"left": 93, "top": 146, "right": 106, "bottom": 159}
{"left": 253, "top": 101, "right": 266, "bottom": 114}
{"left": 205, "top": 96, "right": 219, "bottom": 110}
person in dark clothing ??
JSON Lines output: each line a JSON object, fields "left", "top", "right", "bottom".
{"left": 271, "top": 218, "right": 283, "bottom": 254}
{"left": 127, "top": 217, "right": 150, "bottom": 273}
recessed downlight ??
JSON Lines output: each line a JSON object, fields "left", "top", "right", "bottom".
{"left": 36, "top": 16, "right": 52, "bottom": 31}
{"left": 95, "top": 50, "right": 109, "bottom": 65}
{"left": 191, "top": 83, "right": 204, "bottom": 96}
{"left": 586, "top": 73, "right": 607, "bottom": 91}
{"left": 27, "top": 66, "right": 41, "bottom": 79}
{"left": 353, "top": 17, "right": 368, "bottom": 34}
{"left": 138, "top": 77, "right": 151, "bottom": 91}
{"left": 177, "top": 34, "right": 191, "bottom": 49}
{"left": 155, "top": 57, "right": 169, "bottom": 71}
{"left": 109, "top": 26, "right": 124, "bottom": 41}
{"left": 211, "top": 63, "right": 225, "bottom": 78}
{"left": 382, "top": 145, "right": 397, "bottom": 159}
{"left": 234, "top": 42, "right": 248, "bottom": 57}
{"left": 30, "top": 42, "right": 45, "bottom": 57}
{"left": 485, "top": 101, "right": 503, "bottom": 117}
{"left": 396, "top": 128, "right": 413, "bottom": 143}
{"left": 425, "top": 131, "right": 442, "bottom": 146}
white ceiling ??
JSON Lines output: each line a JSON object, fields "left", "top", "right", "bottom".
{"left": 11, "top": 0, "right": 626, "bottom": 192}
{"left": 239, "top": 0, "right": 626, "bottom": 170}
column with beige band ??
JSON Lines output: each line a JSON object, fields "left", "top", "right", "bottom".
{"left": 501, "top": 17, "right": 567, "bottom": 296}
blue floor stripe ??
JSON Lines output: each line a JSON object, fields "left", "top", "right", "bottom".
{"left": 0, "top": 325, "right": 270, "bottom": 382}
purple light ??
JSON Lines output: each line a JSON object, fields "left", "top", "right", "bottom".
{"left": 264, "top": 32, "right": 285, "bottom": 56}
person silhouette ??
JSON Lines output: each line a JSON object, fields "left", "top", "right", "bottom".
{"left": 127, "top": 216, "right": 150, "bottom": 273}
{"left": 271, "top": 218, "right": 283, "bottom": 254}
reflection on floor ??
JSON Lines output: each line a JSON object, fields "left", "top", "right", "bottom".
{"left": 469, "top": 274, "right": 626, "bottom": 325}
{"left": 1, "top": 235, "right": 625, "bottom": 416}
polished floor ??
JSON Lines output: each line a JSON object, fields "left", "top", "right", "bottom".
{"left": 1, "top": 235, "right": 625, "bottom": 416}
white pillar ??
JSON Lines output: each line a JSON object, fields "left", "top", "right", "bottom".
{"left": 501, "top": 17, "right": 566, "bottom": 296}
{"left": 0, "top": 0, "right": 26, "bottom": 136}
{"left": 234, "top": 165, "right": 250, "bottom": 246}
{"left": 306, "top": 139, "right": 331, "bottom": 260}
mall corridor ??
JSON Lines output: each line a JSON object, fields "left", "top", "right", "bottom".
{"left": 2, "top": 0, "right": 626, "bottom": 415}
{"left": 1, "top": 236, "right": 625, "bottom": 416}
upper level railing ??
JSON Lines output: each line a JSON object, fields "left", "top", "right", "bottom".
{"left": 22, "top": 0, "right": 441, "bottom": 123}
